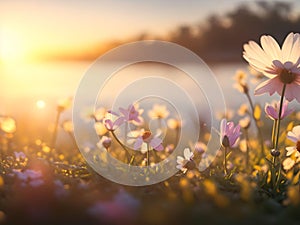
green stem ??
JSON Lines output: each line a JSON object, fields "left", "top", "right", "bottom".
{"left": 111, "top": 131, "right": 132, "bottom": 163}
{"left": 272, "top": 84, "right": 286, "bottom": 192}
{"left": 274, "top": 84, "right": 287, "bottom": 150}
{"left": 245, "top": 92, "right": 265, "bottom": 158}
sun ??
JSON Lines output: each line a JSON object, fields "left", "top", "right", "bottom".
{"left": 36, "top": 100, "right": 46, "bottom": 109}
{"left": 0, "top": 28, "right": 26, "bottom": 64}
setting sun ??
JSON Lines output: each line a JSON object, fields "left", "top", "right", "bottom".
{"left": 36, "top": 100, "right": 46, "bottom": 109}
{"left": 0, "top": 28, "right": 27, "bottom": 63}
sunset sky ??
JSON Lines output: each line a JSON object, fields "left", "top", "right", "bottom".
{"left": 1, "top": 0, "right": 299, "bottom": 63}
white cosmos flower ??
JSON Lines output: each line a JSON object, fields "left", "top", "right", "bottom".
{"left": 243, "top": 32, "right": 300, "bottom": 102}
{"left": 176, "top": 148, "right": 194, "bottom": 173}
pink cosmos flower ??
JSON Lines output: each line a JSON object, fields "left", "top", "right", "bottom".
{"left": 265, "top": 100, "right": 293, "bottom": 120}
{"left": 220, "top": 119, "right": 241, "bottom": 148}
{"left": 119, "top": 104, "right": 142, "bottom": 123}
{"left": 104, "top": 117, "right": 125, "bottom": 131}
{"left": 133, "top": 131, "right": 164, "bottom": 152}
{"left": 243, "top": 32, "right": 300, "bottom": 102}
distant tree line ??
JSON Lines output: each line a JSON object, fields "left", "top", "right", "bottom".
{"left": 57, "top": 2, "right": 300, "bottom": 63}
{"left": 165, "top": 1, "right": 300, "bottom": 62}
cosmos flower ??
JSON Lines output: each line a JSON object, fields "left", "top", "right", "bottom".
{"left": 220, "top": 119, "right": 241, "bottom": 148}
{"left": 133, "top": 130, "right": 164, "bottom": 153}
{"left": 104, "top": 117, "right": 125, "bottom": 131}
{"left": 286, "top": 125, "right": 300, "bottom": 158}
{"left": 176, "top": 148, "right": 194, "bottom": 173}
{"left": 119, "top": 104, "right": 143, "bottom": 124}
{"left": 243, "top": 32, "right": 300, "bottom": 102}
{"left": 265, "top": 100, "right": 293, "bottom": 120}
{"left": 148, "top": 104, "right": 170, "bottom": 119}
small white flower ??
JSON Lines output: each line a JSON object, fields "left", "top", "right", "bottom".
{"left": 282, "top": 157, "right": 295, "bottom": 171}
{"left": 176, "top": 148, "right": 194, "bottom": 173}
{"left": 286, "top": 125, "right": 300, "bottom": 157}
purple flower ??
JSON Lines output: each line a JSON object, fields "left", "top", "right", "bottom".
{"left": 87, "top": 190, "right": 139, "bottom": 223}
{"left": 265, "top": 100, "right": 293, "bottom": 120}
{"left": 220, "top": 119, "right": 241, "bottom": 148}
{"left": 12, "top": 169, "right": 44, "bottom": 187}
{"left": 104, "top": 117, "right": 125, "bottom": 131}
{"left": 14, "top": 151, "right": 26, "bottom": 161}
{"left": 134, "top": 131, "right": 163, "bottom": 153}
{"left": 119, "top": 104, "right": 141, "bottom": 123}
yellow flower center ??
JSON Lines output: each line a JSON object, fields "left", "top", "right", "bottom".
{"left": 297, "top": 141, "right": 300, "bottom": 152}
{"left": 142, "top": 131, "right": 152, "bottom": 141}
{"left": 279, "top": 69, "right": 296, "bottom": 84}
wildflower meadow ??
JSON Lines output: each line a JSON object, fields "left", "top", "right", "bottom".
{"left": 1, "top": 31, "right": 300, "bottom": 225}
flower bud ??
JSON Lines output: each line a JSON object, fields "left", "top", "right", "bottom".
{"left": 271, "top": 149, "right": 280, "bottom": 157}
{"left": 222, "top": 135, "right": 230, "bottom": 148}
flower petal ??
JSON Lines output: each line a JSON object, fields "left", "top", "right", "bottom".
{"left": 286, "top": 146, "right": 296, "bottom": 156}
{"left": 134, "top": 137, "right": 143, "bottom": 150}
{"left": 155, "top": 144, "right": 164, "bottom": 151}
{"left": 282, "top": 32, "right": 294, "bottom": 62}
{"left": 265, "top": 104, "right": 278, "bottom": 120}
{"left": 261, "top": 35, "right": 281, "bottom": 61}
{"left": 244, "top": 40, "right": 271, "bottom": 66}
{"left": 220, "top": 119, "right": 227, "bottom": 142}
{"left": 254, "top": 77, "right": 283, "bottom": 96}
{"left": 289, "top": 33, "right": 300, "bottom": 64}
{"left": 183, "top": 148, "right": 194, "bottom": 160}
{"left": 285, "top": 83, "right": 300, "bottom": 102}
{"left": 292, "top": 125, "right": 300, "bottom": 140}
{"left": 177, "top": 156, "right": 184, "bottom": 164}
{"left": 287, "top": 131, "right": 298, "bottom": 143}
{"left": 150, "top": 137, "right": 162, "bottom": 149}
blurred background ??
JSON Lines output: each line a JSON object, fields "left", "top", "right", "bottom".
{"left": 1, "top": 0, "right": 300, "bottom": 144}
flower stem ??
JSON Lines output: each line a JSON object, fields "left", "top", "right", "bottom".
{"left": 271, "top": 119, "right": 278, "bottom": 147}
{"left": 271, "top": 83, "right": 286, "bottom": 192}
{"left": 124, "top": 122, "right": 128, "bottom": 144}
{"left": 274, "top": 84, "right": 287, "bottom": 150}
{"left": 111, "top": 131, "right": 132, "bottom": 163}
{"left": 224, "top": 146, "right": 228, "bottom": 175}
{"left": 147, "top": 143, "right": 150, "bottom": 166}
{"left": 245, "top": 92, "right": 265, "bottom": 158}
